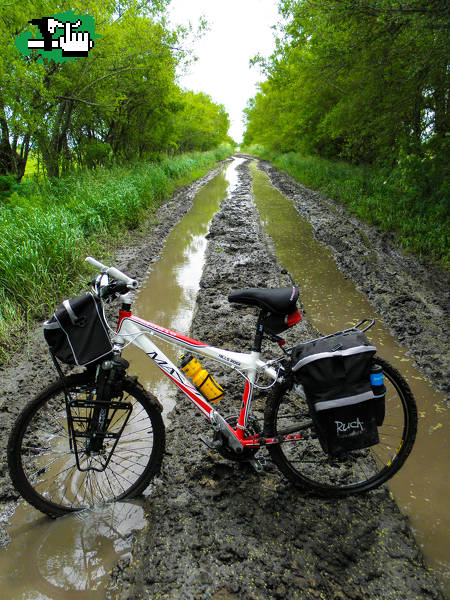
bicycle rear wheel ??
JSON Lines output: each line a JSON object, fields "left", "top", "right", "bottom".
{"left": 8, "top": 373, "right": 165, "bottom": 517}
{"left": 264, "top": 356, "right": 417, "bottom": 496}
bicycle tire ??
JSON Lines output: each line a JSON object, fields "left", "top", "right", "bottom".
{"left": 264, "top": 356, "right": 417, "bottom": 496}
{"left": 8, "top": 372, "right": 165, "bottom": 518}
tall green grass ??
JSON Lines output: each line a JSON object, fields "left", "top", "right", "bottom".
{"left": 245, "top": 145, "right": 449, "bottom": 268}
{"left": 0, "top": 145, "right": 233, "bottom": 361}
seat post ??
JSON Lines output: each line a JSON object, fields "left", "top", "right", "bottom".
{"left": 252, "top": 310, "right": 266, "bottom": 352}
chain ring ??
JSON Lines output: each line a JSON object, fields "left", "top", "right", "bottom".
{"left": 213, "top": 414, "right": 261, "bottom": 462}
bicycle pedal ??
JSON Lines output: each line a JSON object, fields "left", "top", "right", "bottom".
{"left": 199, "top": 435, "right": 222, "bottom": 450}
{"left": 248, "top": 454, "right": 266, "bottom": 474}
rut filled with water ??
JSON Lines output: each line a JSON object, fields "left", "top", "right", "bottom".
{"left": 0, "top": 159, "right": 238, "bottom": 600}
{"left": 251, "top": 160, "right": 449, "bottom": 590}
{"left": 0, "top": 156, "right": 445, "bottom": 600}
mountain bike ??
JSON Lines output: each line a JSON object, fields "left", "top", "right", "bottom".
{"left": 7, "top": 257, "right": 417, "bottom": 518}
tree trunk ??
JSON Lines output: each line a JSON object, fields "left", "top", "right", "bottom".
{"left": 433, "top": 63, "right": 449, "bottom": 138}
{"left": 41, "top": 99, "right": 75, "bottom": 178}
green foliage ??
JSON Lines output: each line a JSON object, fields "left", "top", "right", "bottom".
{"left": 0, "top": 1, "right": 231, "bottom": 179}
{"left": 247, "top": 145, "right": 449, "bottom": 268}
{"left": 78, "top": 139, "right": 112, "bottom": 168}
{"left": 170, "top": 91, "right": 231, "bottom": 152}
{"left": 244, "top": 1, "right": 449, "bottom": 265}
{"left": 245, "top": 1, "right": 449, "bottom": 165}
{"left": 0, "top": 175, "right": 20, "bottom": 200}
{"left": 0, "top": 146, "right": 233, "bottom": 361}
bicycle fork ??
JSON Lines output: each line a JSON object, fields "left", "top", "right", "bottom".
{"left": 66, "top": 356, "right": 133, "bottom": 472}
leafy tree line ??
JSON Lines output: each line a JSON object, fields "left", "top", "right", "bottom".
{"left": 0, "top": 0, "right": 232, "bottom": 181}
{"left": 243, "top": 0, "right": 449, "bottom": 234}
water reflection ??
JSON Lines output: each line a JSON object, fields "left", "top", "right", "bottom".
{"left": 0, "top": 160, "right": 241, "bottom": 600}
{"left": 125, "top": 158, "right": 243, "bottom": 420}
{"left": 0, "top": 502, "right": 146, "bottom": 599}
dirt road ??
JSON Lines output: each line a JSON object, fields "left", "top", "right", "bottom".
{"left": 0, "top": 157, "right": 447, "bottom": 599}
{"left": 104, "top": 158, "right": 445, "bottom": 600}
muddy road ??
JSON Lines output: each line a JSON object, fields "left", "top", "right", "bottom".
{"left": 0, "top": 157, "right": 447, "bottom": 599}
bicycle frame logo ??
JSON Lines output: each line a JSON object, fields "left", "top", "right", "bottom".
{"left": 16, "top": 11, "right": 97, "bottom": 63}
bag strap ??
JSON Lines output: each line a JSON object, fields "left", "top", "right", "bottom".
{"left": 63, "top": 299, "right": 78, "bottom": 325}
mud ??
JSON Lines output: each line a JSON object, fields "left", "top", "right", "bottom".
{"left": 0, "top": 162, "right": 229, "bottom": 529}
{"left": 104, "top": 159, "right": 443, "bottom": 600}
{"left": 0, "top": 157, "right": 446, "bottom": 599}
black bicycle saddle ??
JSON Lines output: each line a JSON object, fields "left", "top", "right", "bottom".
{"left": 228, "top": 286, "right": 299, "bottom": 315}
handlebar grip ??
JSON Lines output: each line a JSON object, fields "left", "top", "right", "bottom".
{"left": 85, "top": 257, "right": 138, "bottom": 289}
{"left": 106, "top": 267, "right": 138, "bottom": 289}
{"left": 86, "top": 256, "right": 107, "bottom": 270}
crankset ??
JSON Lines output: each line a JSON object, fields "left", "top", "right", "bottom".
{"left": 201, "top": 414, "right": 262, "bottom": 463}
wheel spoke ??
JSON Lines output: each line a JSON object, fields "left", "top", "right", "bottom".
{"left": 10, "top": 375, "right": 164, "bottom": 515}
{"left": 266, "top": 357, "right": 416, "bottom": 495}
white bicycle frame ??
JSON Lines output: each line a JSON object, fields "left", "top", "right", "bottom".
{"left": 114, "top": 311, "right": 280, "bottom": 451}
{"left": 85, "top": 256, "right": 298, "bottom": 453}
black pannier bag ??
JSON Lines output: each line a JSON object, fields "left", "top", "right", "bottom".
{"left": 44, "top": 292, "right": 113, "bottom": 366}
{"left": 291, "top": 330, "right": 385, "bottom": 456}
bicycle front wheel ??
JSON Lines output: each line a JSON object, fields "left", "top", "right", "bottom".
{"left": 264, "top": 356, "right": 417, "bottom": 496}
{"left": 8, "top": 373, "right": 165, "bottom": 517}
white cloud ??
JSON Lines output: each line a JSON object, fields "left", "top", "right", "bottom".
{"left": 168, "top": 0, "right": 279, "bottom": 143}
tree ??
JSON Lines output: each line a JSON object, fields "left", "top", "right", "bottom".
{"left": 244, "top": 0, "right": 449, "bottom": 165}
{"left": 0, "top": 0, "right": 226, "bottom": 179}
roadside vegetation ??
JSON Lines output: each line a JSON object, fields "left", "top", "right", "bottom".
{"left": 243, "top": 1, "right": 449, "bottom": 267}
{"left": 245, "top": 145, "right": 449, "bottom": 266}
{"left": 0, "top": 145, "right": 233, "bottom": 362}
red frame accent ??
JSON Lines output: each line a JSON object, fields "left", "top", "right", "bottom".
{"left": 117, "top": 309, "right": 132, "bottom": 329}
{"left": 287, "top": 309, "right": 302, "bottom": 327}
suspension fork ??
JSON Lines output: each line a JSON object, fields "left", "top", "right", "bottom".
{"left": 86, "top": 356, "right": 129, "bottom": 452}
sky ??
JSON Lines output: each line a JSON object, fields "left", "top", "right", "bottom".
{"left": 168, "top": 0, "right": 280, "bottom": 143}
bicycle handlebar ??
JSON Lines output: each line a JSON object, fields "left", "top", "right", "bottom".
{"left": 85, "top": 257, "right": 138, "bottom": 289}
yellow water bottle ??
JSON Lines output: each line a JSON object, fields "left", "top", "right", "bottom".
{"left": 180, "top": 354, "right": 224, "bottom": 403}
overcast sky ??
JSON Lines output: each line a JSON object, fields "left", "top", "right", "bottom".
{"left": 168, "top": 0, "right": 280, "bottom": 143}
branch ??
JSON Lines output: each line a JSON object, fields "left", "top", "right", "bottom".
{"left": 58, "top": 95, "right": 117, "bottom": 108}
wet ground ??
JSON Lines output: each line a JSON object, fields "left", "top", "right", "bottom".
{"left": 0, "top": 157, "right": 448, "bottom": 599}
{"left": 250, "top": 161, "right": 449, "bottom": 582}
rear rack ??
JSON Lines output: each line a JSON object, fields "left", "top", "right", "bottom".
{"left": 285, "top": 318, "right": 375, "bottom": 354}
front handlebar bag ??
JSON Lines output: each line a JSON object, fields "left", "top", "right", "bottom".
{"left": 44, "top": 292, "right": 113, "bottom": 366}
{"left": 291, "top": 330, "right": 381, "bottom": 456}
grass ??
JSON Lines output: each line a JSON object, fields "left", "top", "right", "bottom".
{"left": 244, "top": 145, "right": 449, "bottom": 269}
{"left": 0, "top": 145, "right": 233, "bottom": 362}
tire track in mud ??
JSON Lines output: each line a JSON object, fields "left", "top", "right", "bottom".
{"left": 106, "top": 159, "right": 443, "bottom": 600}
{"left": 257, "top": 159, "right": 449, "bottom": 396}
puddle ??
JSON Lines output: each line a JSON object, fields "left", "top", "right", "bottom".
{"left": 250, "top": 162, "right": 449, "bottom": 589}
{"left": 0, "top": 501, "right": 146, "bottom": 599}
{"left": 0, "top": 159, "right": 240, "bottom": 599}
{"left": 124, "top": 158, "right": 242, "bottom": 418}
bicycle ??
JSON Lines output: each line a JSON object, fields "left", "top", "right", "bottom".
{"left": 7, "top": 257, "right": 417, "bottom": 518}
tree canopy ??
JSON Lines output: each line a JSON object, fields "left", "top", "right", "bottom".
{"left": 0, "top": 0, "right": 231, "bottom": 179}
{"left": 244, "top": 0, "right": 449, "bottom": 168}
